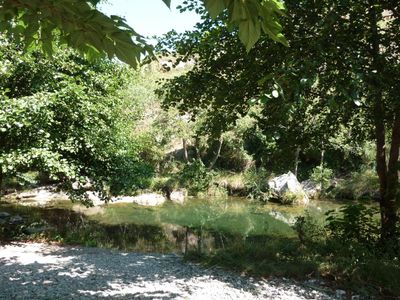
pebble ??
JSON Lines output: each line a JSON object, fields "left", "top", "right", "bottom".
{"left": 0, "top": 243, "right": 336, "bottom": 299}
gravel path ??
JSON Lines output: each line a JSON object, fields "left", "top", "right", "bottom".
{"left": 0, "top": 242, "right": 334, "bottom": 299}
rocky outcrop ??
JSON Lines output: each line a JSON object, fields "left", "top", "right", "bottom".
{"left": 112, "top": 193, "right": 166, "bottom": 206}
{"left": 301, "top": 180, "right": 321, "bottom": 199}
{"left": 268, "top": 172, "right": 309, "bottom": 205}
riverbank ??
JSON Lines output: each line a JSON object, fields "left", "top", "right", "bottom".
{"left": 1, "top": 198, "right": 393, "bottom": 299}
{"left": 0, "top": 242, "right": 335, "bottom": 299}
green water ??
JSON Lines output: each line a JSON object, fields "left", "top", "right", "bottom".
{"left": 90, "top": 197, "right": 343, "bottom": 235}
{"left": 0, "top": 197, "right": 344, "bottom": 254}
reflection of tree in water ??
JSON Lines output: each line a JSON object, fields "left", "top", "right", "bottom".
{"left": 1, "top": 201, "right": 288, "bottom": 256}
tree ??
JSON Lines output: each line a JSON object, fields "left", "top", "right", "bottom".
{"left": 0, "top": 39, "right": 154, "bottom": 202}
{"left": 0, "top": 0, "right": 287, "bottom": 67}
{"left": 157, "top": 0, "right": 400, "bottom": 241}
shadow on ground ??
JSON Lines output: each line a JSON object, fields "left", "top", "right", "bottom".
{"left": 0, "top": 242, "right": 287, "bottom": 299}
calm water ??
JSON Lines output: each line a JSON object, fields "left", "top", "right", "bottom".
{"left": 0, "top": 197, "right": 344, "bottom": 254}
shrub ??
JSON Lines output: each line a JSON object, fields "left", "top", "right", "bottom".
{"left": 216, "top": 131, "right": 253, "bottom": 172}
{"left": 243, "top": 168, "right": 271, "bottom": 202}
{"left": 310, "top": 164, "right": 333, "bottom": 191}
{"left": 108, "top": 158, "right": 154, "bottom": 195}
{"left": 293, "top": 212, "right": 325, "bottom": 246}
{"left": 280, "top": 191, "right": 305, "bottom": 205}
{"left": 178, "top": 160, "right": 214, "bottom": 195}
{"left": 329, "top": 168, "right": 379, "bottom": 200}
{"left": 325, "top": 204, "right": 380, "bottom": 253}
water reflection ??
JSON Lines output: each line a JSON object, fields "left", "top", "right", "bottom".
{"left": 0, "top": 197, "right": 344, "bottom": 255}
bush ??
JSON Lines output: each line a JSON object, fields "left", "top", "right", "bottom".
{"left": 178, "top": 160, "right": 214, "bottom": 195}
{"left": 293, "top": 207, "right": 400, "bottom": 296}
{"left": 243, "top": 168, "right": 271, "bottom": 202}
{"left": 325, "top": 204, "right": 380, "bottom": 253}
{"left": 280, "top": 192, "right": 303, "bottom": 205}
{"left": 293, "top": 212, "right": 325, "bottom": 246}
{"left": 310, "top": 164, "right": 333, "bottom": 191}
{"left": 329, "top": 168, "right": 379, "bottom": 200}
{"left": 108, "top": 157, "right": 154, "bottom": 195}
{"left": 216, "top": 131, "right": 253, "bottom": 172}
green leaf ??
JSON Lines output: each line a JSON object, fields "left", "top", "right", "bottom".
{"left": 204, "top": 0, "right": 226, "bottom": 19}
{"left": 162, "top": 0, "right": 172, "bottom": 8}
{"left": 238, "top": 20, "right": 261, "bottom": 51}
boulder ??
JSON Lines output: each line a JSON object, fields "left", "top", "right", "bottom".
{"left": 169, "top": 189, "right": 187, "bottom": 205}
{"left": 72, "top": 179, "right": 93, "bottom": 190}
{"left": 268, "top": 172, "right": 309, "bottom": 205}
{"left": 301, "top": 179, "right": 321, "bottom": 199}
{"left": 112, "top": 193, "right": 166, "bottom": 207}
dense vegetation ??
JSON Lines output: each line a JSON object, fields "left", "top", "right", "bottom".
{"left": 0, "top": 0, "right": 399, "bottom": 298}
{"left": 158, "top": 0, "right": 400, "bottom": 242}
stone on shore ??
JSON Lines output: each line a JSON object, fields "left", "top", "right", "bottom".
{"left": 268, "top": 172, "right": 309, "bottom": 205}
{"left": 112, "top": 193, "right": 166, "bottom": 206}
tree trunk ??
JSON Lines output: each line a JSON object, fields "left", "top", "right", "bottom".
{"left": 194, "top": 136, "right": 204, "bottom": 164}
{"left": 208, "top": 136, "right": 223, "bottom": 169}
{"left": 294, "top": 146, "right": 300, "bottom": 177}
{"left": 369, "top": 3, "right": 398, "bottom": 241}
{"left": 0, "top": 167, "right": 2, "bottom": 199}
{"left": 320, "top": 149, "right": 325, "bottom": 168}
{"left": 382, "top": 115, "right": 400, "bottom": 240}
{"left": 183, "top": 138, "right": 189, "bottom": 162}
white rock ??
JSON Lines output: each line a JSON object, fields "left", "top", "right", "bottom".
{"left": 112, "top": 193, "right": 166, "bottom": 206}
{"left": 268, "top": 172, "right": 309, "bottom": 205}
{"left": 111, "top": 196, "right": 133, "bottom": 204}
{"left": 301, "top": 180, "right": 321, "bottom": 198}
{"left": 169, "top": 189, "right": 187, "bottom": 204}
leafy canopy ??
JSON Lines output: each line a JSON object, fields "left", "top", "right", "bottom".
{"left": 0, "top": 0, "right": 286, "bottom": 67}
{"left": 0, "top": 39, "right": 155, "bottom": 201}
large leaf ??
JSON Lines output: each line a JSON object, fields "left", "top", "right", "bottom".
{"left": 223, "top": 0, "right": 287, "bottom": 50}
{"left": 239, "top": 19, "right": 261, "bottom": 52}
{"left": 162, "top": 0, "right": 171, "bottom": 8}
{"left": 0, "top": 0, "right": 287, "bottom": 67}
{"left": 204, "top": 0, "right": 226, "bottom": 19}
{"left": 0, "top": 0, "right": 149, "bottom": 67}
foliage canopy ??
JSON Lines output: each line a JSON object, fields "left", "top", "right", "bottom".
{"left": 0, "top": 0, "right": 286, "bottom": 67}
